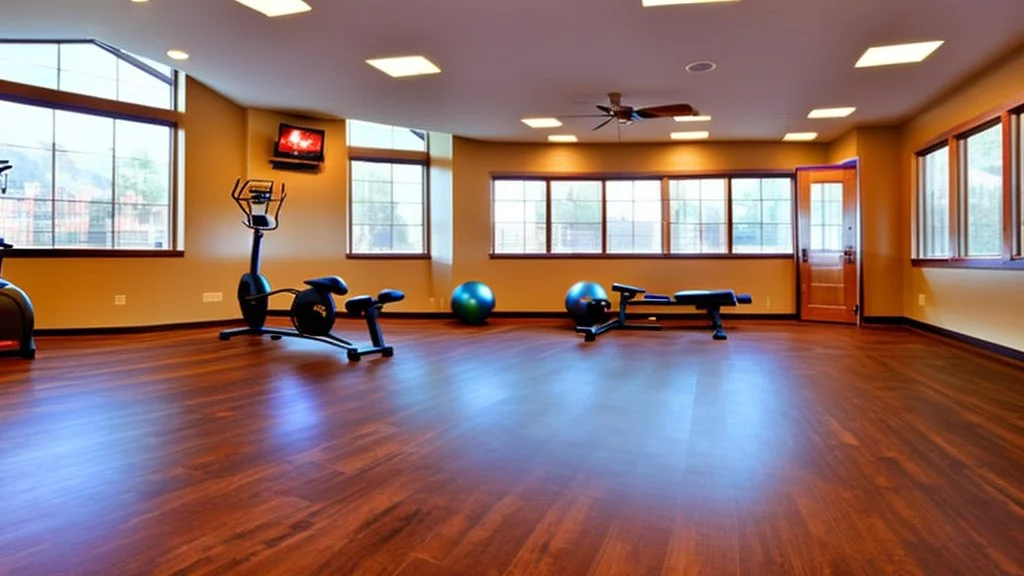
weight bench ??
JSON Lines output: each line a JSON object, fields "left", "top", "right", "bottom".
{"left": 576, "top": 282, "right": 753, "bottom": 342}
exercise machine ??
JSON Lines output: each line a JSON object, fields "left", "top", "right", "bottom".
{"left": 217, "top": 178, "right": 404, "bottom": 361}
{"left": 576, "top": 282, "right": 752, "bottom": 342}
{"left": 0, "top": 160, "right": 36, "bottom": 359}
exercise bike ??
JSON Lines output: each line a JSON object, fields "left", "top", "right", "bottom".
{"left": 0, "top": 160, "right": 36, "bottom": 359}
{"left": 217, "top": 178, "right": 404, "bottom": 361}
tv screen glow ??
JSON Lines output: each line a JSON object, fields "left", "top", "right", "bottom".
{"left": 274, "top": 124, "right": 325, "bottom": 162}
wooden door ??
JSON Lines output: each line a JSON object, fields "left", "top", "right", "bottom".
{"left": 797, "top": 166, "right": 858, "bottom": 323}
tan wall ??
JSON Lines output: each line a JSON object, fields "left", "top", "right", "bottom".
{"left": 451, "top": 138, "right": 828, "bottom": 313}
{"left": 242, "top": 110, "right": 432, "bottom": 311}
{"left": 828, "top": 130, "right": 858, "bottom": 164}
{"left": 855, "top": 127, "right": 903, "bottom": 317}
{"left": 900, "top": 46, "right": 1024, "bottom": 351}
{"left": 5, "top": 78, "right": 248, "bottom": 329}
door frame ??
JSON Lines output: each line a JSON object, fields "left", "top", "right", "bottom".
{"left": 793, "top": 158, "right": 863, "bottom": 325}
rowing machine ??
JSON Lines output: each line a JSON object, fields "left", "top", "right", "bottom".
{"left": 576, "top": 282, "right": 752, "bottom": 342}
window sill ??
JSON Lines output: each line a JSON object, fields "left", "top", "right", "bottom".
{"left": 911, "top": 258, "right": 1024, "bottom": 270}
{"left": 489, "top": 253, "right": 795, "bottom": 260}
{"left": 3, "top": 249, "right": 184, "bottom": 259}
{"left": 345, "top": 253, "right": 431, "bottom": 260}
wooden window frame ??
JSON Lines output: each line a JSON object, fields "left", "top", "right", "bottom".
{"left": 0, "top": 42, "right": 183, "bottom": 259}
{"left": 488, "top": 171, "right": 796, "bottom": 260}
{"left": 346, "top": 149, "right": 431, "bottom": 260}
{"left": 912, "top": 96, "right": 1024, "bottom": 269}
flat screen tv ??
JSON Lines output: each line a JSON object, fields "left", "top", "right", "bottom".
{"left": 273, "top": 123, "right": 326, "bottom": 163}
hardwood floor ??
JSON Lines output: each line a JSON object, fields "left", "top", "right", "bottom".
{"left": 1, "top": 319, "right": 1022, "bottom": 575}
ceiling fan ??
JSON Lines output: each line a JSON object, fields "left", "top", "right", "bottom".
{"left": 565, "top": 92, "right": 701, "bottom": 133}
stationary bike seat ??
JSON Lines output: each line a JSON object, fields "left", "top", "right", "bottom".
{"left": 345, "top": 295, "right": 376, "bottom": 314}
{"left": 377, "top": 289, "right": 405, "bottom": 304}
{"left": 304, "top": 276, "right": 349, "bottom": 296}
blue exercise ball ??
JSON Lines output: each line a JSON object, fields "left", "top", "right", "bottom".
{"left": 451, "top": 281, "right": 496, "bottom": 324}
{"left": 565, "top": 281, "right": 609, "bottom": 326}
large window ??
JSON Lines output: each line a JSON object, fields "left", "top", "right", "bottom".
{"left": 963, "top": 123, "right": 1003, "bottom": 257}
{"left": 0, "top": 100, "right": 172, "bottom": 249}
{"left": 914, "top": 105, "right": 1024, "bottom": 268}
{"left": 0, "top": 39, "right": 178, "bottom": 253}
{"left": 919, "top": 146, "right": 951, "bottom": 257}
{"left": 347, "top": 119, "right": 428, "bottom": 256}
{"left": 490, "top": 175, "right": 793, "bottom": 257}
{"left": 0, "top": 41, "right": 176, "bottom": 110}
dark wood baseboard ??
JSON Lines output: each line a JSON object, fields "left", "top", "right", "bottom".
{"left": 902, "top": 317, "right": 1024, "bottom": 364}
{"left": 35, "top": 319, "right": 240, "bottom": 337}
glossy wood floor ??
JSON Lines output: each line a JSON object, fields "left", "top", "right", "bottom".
{"left": 1, "top": 319, "right": 1022, "bottom": 576}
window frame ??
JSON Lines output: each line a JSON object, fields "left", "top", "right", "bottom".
{"left": 488, "top": 172, "right": 796, "bottom": 259}
{"left": 912, "top": 98, "right": 1024, "bottom": 270}
{"left": 346, "top": 123, "right": 430, "bottom": 259}
{"left": 0, "top": 39, "right": 183, "bottom": 258}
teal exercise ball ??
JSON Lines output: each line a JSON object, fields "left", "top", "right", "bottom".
{"left": 451, "top": 281, "right": 495, "bottom": 324}
{"left": 565, "top": 281, "right": 609, "bottom": 326}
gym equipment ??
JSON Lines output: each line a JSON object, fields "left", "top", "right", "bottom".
{"left": 576, "top": 282, "right": 752, "bottom": 342}
{"left": 218, "top": 178, "right": 403, "bottom": 361}
{"left": 450, "top": 280, "right": 495, "bottom": 324}
{"left": 0, "top": 160, "right": 36, "bottom": 360}
{"left": 564, "top": 280, "right": 609, "bottom": 326}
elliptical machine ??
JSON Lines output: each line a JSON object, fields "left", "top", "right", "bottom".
{"left": 0, "top": 160, "right": 36, "bottom": 360}
{"left": 217, "top": 178, "right": 404, "bottom": 361}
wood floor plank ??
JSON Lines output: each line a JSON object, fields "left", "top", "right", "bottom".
{"left": 0, "top": 319, "right": 1021, "bottom": 575}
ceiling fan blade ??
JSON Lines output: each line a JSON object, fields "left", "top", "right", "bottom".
{"left": 592, "top": 117, "right": 614, "bottom": 131}
{"left": 561, "top": 114, "right": 611, "bottom": 118}
{"left": 597, "top": 105, "right": 613, "bottom": 114}
{"left": 635, "top": 104, "right": 697, "bottom": 118}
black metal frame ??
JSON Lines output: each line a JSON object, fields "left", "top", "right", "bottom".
{"left": 576, "top": 283, "right": 752, "bottom": 342}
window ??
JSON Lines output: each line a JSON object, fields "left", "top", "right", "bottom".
{"left": 963, "top": 123, "right": 1003, "bottom": 257}
{"left": 0, "top": 100, "right": 172, "bottom": 249}
{"left": 919, "top": 146, "right": 950, "bottom": 257}
{"left": 0, "top": 41, "right": 176, "bottom": 110}
{"left": 731, "top": 177, "right": 794, "bottom": 253}
{"left": 551, "top": 180, "right": 602, "bottom": 253}
{"left": 669, "top": 178, "right": 727, "bottom": 253}
{"left": 347, "top": 119, "right": 428, "bottom": 256}
{"left": 492, "top": 179, "right": 546, "bottom": 254}
{"left": 490, "top": 175, "right": 795, "bottom": 257}
{"left": 606, "top": 180, "right": 661, "bottom": 254}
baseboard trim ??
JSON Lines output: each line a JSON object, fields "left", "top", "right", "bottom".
{"left": 35, "top": 319, "right": 240, "bottom": 337}
{"left": 902, "top": 317, "right": 1024, "bottom": 364}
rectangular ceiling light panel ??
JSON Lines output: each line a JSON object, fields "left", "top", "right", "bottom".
{"left": 365, "top": 56, "right": 441, "bottom": 78}
{"left": 233, "top": 0, "right": 312, "bottom": 17}
{"left": 642, "top": 0, "right": 740, "bottom": 6}
{"left": 854, "top": 41, "right": 944, "bottom": 67}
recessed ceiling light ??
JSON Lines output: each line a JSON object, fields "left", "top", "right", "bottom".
{"left": 232, "top": 0, "right": 312, "bottom": 17}
{"left": 365, "top": 55, "right": 441, "bottom": 78}
{"left": 808, "top": 107, "right": 856, "bottom": 119}
{"left": 783, "top": 132, "right": 818, "bottom": 141}
{"left": 674, "top": 115, "right": 712, "bottom": 122}
{"left": 166, "top": 49, "right": 189, "bottom": 61}
{"left": 522, "top": 117, "right": 563, "bottom": 128}
{"left": 854, "top": 40, "right": 944, "bottom": 68}
{"left": 670, "top": 131, "right": 710, "bottom": 140}
{"left": 130, "top": 0, "right": 149, "bottom": 3}
{"left": 548, "top": 135, "right": 578, "bottom": 143}
{"left": 643, "top": 0, "right": 740, "bottom": 6}
{"left": 684, "top": 61, "right": 717, "bottom": 73}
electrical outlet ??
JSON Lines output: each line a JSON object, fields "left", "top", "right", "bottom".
{"left": 203, "top": 292, "right": 223, "bottom": 303}
{"left": 114, "top": 295, "right": 127, "bottom": 306}
{"left": 918, "top": 293, "right": 926, "bottom": 306}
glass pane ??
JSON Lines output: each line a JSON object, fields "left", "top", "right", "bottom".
{"left": 55, "top": 151, "right": 113, "bottom": 201}
{"left": 0, "top": 145, "right": 53, "bottom": 199}
{"left": 551, "top": 223, "right": 601, "bottom": 253}
{"left": 351, "top": 202, "right": 393, "bottom": 225}
{"left": 351, "top": 160, "right": 391, "bottom": 181}
{"left": 394, "top": 202, "right": 423, "bottom": 226}
{"left": 392, "top": 163, "right": 423, "bottom": 184}
{"left": 392, "top": 225, "right": 424, "bottom": 252}
{"left": 493, "top": 180, "right": 524, "bottom": 202}
{"left": 0, "top": 43, "right": 59, "bottom": 89}
{"left": 494, "top": 222, "right": 526, "bottom": 253}
{"left": 921, "top": 148, "right": 950, "bottom": 258}
{"left": 494, "top": 200, "right": 525, "bottom": 223}
{"left": 965, "top": 124, "right": 1003, "bottom": 257}
{"left": 731, "top": 178, "right": 760, "bottom": 200}
{"left": 732, "top": 200, "right": 760, "bottom": 224}
{"left": 392, "top": 183, "right": 422, "bottom": 203}
{"left": 116, "top": 157, "right": 170, "bottom": 205}
{"left": 0, "top": 198, "right": 53, "bottom": 247}
{"left": 117, "top": 59, "right": 172, "bottom": 109}
{"left": 0, "top": 101, "right": 54, "bottom": 149}
{"left": 347, "top": 120, "right": 426, "bottom": 152}
{"left": 59, "top": 44, "right": 118, "bottom": 101}
{"left": 762, "top": 178, "right": 792, "bottom": 200}
{"left": 54, "top": 201, "right": 112, "bottom": 248}
{"left": 116, "top": 204, "right": 169, "bottom": 249}
{"left": 763, "top": 224, "right": 793, "bottom": 252}
{"left": 55, "top": 111, "right": 114, "bottom": 154}
{"left": 351, "top": 224, "right": 392, "bottom": 252}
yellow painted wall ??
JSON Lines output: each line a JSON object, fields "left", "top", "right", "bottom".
{"left": 5, "top": 78, "right": 248, "bottom": 329}
{"left": 855, "top": 128, "right": 903, "bottom": 317}
{"left": 451, "top": 138, "right": 829, "bottom": 313}
{"left": 900, "top": 46, "right": 1024, "bottom": 351}
{"left": 828, "top": 130, "right": 858, "bottom": 164}
{"left": 242, "top": 110, "right": 432, "bottom": 311}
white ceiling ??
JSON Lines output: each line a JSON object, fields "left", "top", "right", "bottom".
{"left": 2, "top": 0, "right": 1022, "bottom": 143}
